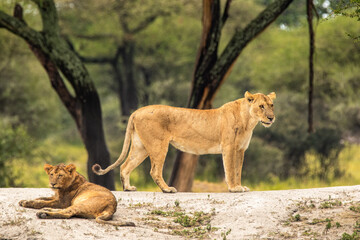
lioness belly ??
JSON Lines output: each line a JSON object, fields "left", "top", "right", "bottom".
{"left": 170, "top": 140, "right": 221, "bottom": 155}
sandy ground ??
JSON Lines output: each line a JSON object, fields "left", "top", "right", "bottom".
{"left": 1, "top": 186, "right": 360, "bottom": 239}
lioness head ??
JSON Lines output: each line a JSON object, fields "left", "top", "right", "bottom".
{"left": 44, "top": 163, "right": 77, "bottom": 190}
{"left": 245, "top": 91, "right": 276, "bottom": 128}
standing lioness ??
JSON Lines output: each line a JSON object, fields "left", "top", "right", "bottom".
{"left": 93, "top": 91, "right": 276, "bottom": 193}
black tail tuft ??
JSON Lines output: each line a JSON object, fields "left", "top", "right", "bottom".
{"left": 92, "top": 164, "right": 101, "bottom": 173}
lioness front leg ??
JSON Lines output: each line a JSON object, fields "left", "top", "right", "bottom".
{"left": 222, "top": 147, "right": 249, "bottom": 193}
{"left": 19, "top": 197, "right": 62, "bottom": 209}
{"left": 234, "top": 149, "right": 249, "bottom": 192}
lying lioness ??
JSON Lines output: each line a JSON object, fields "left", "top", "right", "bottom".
{"left": 93, "top": 91, "right": 276, "bottom": 193}
{"left": 19, "top": 163, "right": 135, "bottom": 226}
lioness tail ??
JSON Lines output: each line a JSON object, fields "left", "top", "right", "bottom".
{"left": 92, "top": 114, "right": 134, "bottom": 175}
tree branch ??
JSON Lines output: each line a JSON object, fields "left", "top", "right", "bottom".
{"left": 79, "top": 46, "right": 124, "bottom": 65}
{"left": 0, "top": 10, "right": 44, "bottom": 49}
{"left": 209, "top": 0, "right": 294, "bottom": 94}
{"left": 62, "top": 36, "right": 114, "bottom": 65}
{"left": 130, "top": 12, "right": 169, "bottom": 34}
{"left": 9, "top": 3, "right": 79, "bottom": 125}
{"left": 221, "top": 0, "right": 232, "bottom": 28}
{"left": 188, "top": 0, "right": 222, "bottom": 108}
{"left": 31, "top": 0, "right": 59, "bottom": 35}
{"left": 30, "top": 43, "right": 80, "bottom": 126}
{"left": 70, "top": 33, "right": 118, "bottom": 41}
{"left": 80, "top": 56, "right": 114, "bottom": 64}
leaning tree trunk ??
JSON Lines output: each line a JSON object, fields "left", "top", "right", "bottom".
{"left": 169, "top": 0, "right": 294, "bottom": 192}
{"left": 169, "top": 0, "right": 222, "bottom": 192}
{"left": 0, "top": 0, "right": 115, "bottom": 189}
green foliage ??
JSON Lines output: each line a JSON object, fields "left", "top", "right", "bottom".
{"left": 149, "top": 207, "right": 215, "bottom": 238}
{"left": 221, "top": 228, "right": 232, "bottom": 240}
{"left": 0, "top": 30, "right": 70, "bottom": 140}
{"left": 350, "top": 204, "right": 360, "bottom": 213}
{"left": 333, "top": 0, "right": 360, "bottom": 30}
{"left": 341, "top": 231, "right": 360, "bottom": 240}
{"left": 0, "top": 0, "right": 359, "bottom": 190}
{"left": 342, "top": 221, "right": 360, "bottom": 240}
{"left": 174, "top": 199, "right": 180, "bottom": 207}
{"left": 220, "top": 15, "right": 358, "bottom": 183}
{"left": 320, "top": 200, "right": 342, "bottom": 209}
{"left": 292, "top": 214, "right": 301, "bottom": 222}
{"left": 326, "top": 221, "right": 332, "bottom": 230}
{"left": 250, "top": 144, "right": 360, "bottom": 190}
{"left": 0, "top": 119, "right": 34, "bottom": 187}
{"left": 243, "top": 137, "right": 284, "bottom": 183}
{"left": 174, "top": 211, "right": 211, "bottom": 227}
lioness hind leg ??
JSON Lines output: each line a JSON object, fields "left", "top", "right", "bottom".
{"left": 96, "top": 211, "right": 135, "bottom": 227}
{"left": 36, "top": 206, "right": 78, "bottom": 219}
{"left": 149, "top": 151, "right": 177, "bottom": 193}
{"left": 120, "top": 133, "right": 148, "bottom": 191}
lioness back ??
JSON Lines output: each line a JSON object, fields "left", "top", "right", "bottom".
{"left": 132, "top": 105, "right": 222, "bottom": 154}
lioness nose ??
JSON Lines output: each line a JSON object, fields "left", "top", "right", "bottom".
{"left": 268, "top": 117, "right": 274, "bottom": 122}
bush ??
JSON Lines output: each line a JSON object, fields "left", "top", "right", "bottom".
{"left": 0, "top": 118, "right": 35, "bottom": 187}
{"left": 243, "top": 137, "right": 284, "bottom": 183}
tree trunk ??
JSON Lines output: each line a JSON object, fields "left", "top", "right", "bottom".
{"left": 307, "top": 0, "right": 315, "bottom": 133}
{"left": 121, "top": 39, "right": 138, "bottom": 116}
{"left": 110, "top": 48, "right": 128, "bottom": 118}
{"left": 169, "top": 0, "right": 222, "bottom": 192}
{"left": 0, "top": 0, "right": 115, "bottom": 189}
{"left": 169, "top": 152, "right": 199, "bottom": 192}
{"left": 169, "top": 0, "right": 294, "bottom": 192}
{"left": 80, "top": 91, "right": 115, "bottom": 188}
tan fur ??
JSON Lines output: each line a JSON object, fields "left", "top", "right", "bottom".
{"left": 19, "top": 163, "right": 135, "bottom": 226}
{"left": 93, "top": 91, "right": 276, "bottom": 193}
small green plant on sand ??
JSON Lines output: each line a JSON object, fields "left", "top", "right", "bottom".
{"left": 148, "top": 208, "right": 217, "bottom": 239}
{"left": 221, "top": 228, "right": 232, "bottom": 240}
{"left": 350, "top": 204, "right": 360, "bottom": 213}
{"left": 320, "top": 200, "right": 342, "bottom": 209}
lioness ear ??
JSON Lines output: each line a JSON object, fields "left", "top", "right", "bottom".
{"left": 245, "top": 91, "right": 254, "bottom": 103}
{"left": 65, "top": 164, "right": 76, "bottom": 174}
{"left": 44, "top": 164, "right": 53, "bottom": 174}
{"left": 268, "top": 92, "right": 276, "bottom": 100}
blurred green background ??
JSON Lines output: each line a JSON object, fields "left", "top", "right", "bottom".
{"left": 0, "top": 0, "right": 359, "bottom": 191}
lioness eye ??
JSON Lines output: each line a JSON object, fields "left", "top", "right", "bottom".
{"left": 59, "top": 174, "right": 63, "bottom": 177}
{"left": 259, "top": 105, "right": 264, "bottom": 109}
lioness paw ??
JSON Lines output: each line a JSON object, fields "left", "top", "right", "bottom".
{"left": 36, "top": 211, "right": 49, "bottom": 219}
{"left": 19, "top": 200, "right": 30, "bottom": 207}
{"left": 124, "top": 186, "right": 137, "bottom": 191}
{"left": 162, "top": 187, "right": 177, "bottom": 193}
{"left": 229, "top": 186, "right": 250, "bottom": 193}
